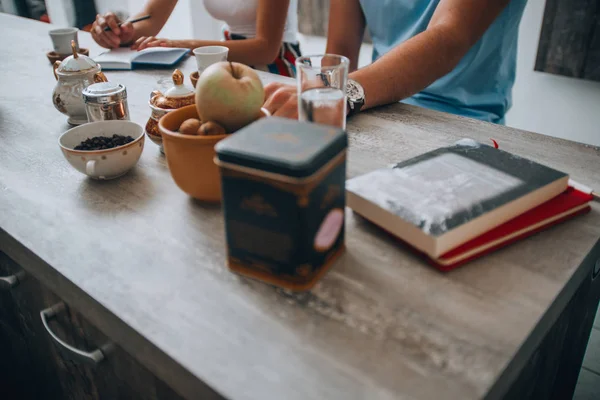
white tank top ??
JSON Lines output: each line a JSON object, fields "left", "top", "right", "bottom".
{"left": 203, "top": 0, "right": 298, "bottom": 44}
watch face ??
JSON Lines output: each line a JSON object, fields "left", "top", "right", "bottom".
{"left": 347, "top": 80, "right": 364, "bottom": 102}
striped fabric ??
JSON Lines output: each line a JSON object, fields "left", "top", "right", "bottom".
{"left": 223, "top": 30, "right": 302, "bottom": 78}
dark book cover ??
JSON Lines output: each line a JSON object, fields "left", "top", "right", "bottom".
{"left": 346, "top": 139, "right": 569, "bottom": 237}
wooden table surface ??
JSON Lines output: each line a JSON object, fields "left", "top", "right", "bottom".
{"left": 1, "top": 14, "right": 600, "bottom": 400}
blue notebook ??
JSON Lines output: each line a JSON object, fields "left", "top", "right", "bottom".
{"left": 93, "top": 47, "right": 189, "bottom": 70}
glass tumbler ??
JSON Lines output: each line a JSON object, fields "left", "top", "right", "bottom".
{"left": 296, "top": 54, "right": 349, "bottom": 129}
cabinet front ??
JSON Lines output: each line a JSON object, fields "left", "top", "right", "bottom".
{"left": 0, "top": 251, "right": 185, "bottom": 400}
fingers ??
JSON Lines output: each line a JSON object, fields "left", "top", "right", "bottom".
{"left": 132, "top": 36, "right": 157, "bottom": 51}
{"left": 262, "top": 86, "right": 290, "bottom": 114}
{"left": 272, "top": 104, "right": 298, "bottom": 119}
{"left": 91, "top": 26, "right": 110, "bottom": 48}
{"left": 119, "top": 22, "right": 134, "bottom": 44}
{"left": 92, "top": 25, "right": 118, "bottom": 48}
{"left": 263, "top": 82, "right": 286, "bottom": 101}
{"left": 104, "top": 12, "right": 121, "bottom": 36}
{"left": 91, "top": 13, "right": 121, "bottom": 48}
{"left": 263, "top": 84, "right": 298, "bottom": 120}
{"left": 146, "top": 39, "right": 169, "bottom": 48}
{"left": 130, "top": 36, "right": 141, "bottom": 50}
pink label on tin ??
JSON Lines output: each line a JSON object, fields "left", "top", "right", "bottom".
{"left": 313, "top": 208, "right": 344, "bottom": 252}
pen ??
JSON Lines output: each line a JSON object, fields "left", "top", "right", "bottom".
{"left": 104, "top": 15, "right": 151, "bottom": 32}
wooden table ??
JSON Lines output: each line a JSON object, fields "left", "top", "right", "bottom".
{"left": 1, "top": 14, "right": 600, "bottom": 400}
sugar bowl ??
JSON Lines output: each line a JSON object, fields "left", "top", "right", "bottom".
{"left": 51, "top": 40, "right": 108, "bottom": 125}
{"left": 82, "top": 82, "right": 130, "bottom": 122}
{"left": 145, "top": 69, "right": 195, "bottom": 153}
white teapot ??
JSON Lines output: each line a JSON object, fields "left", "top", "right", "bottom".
{"left": 52, "top": 40, "right": 107, "bottom": 125}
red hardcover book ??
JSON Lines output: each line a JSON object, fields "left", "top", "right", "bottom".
{"left": 354, "top": 187, "right": 593, "bottom": 271}
{"left": 432, "top": 187, "right": 592, "bottom": 270}
{"left": 346, "top": 141, "right": 570, "bottom": 259}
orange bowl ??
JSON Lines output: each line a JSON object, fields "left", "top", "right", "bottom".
{"left": 159, "top": 105, "right": 226, "bottom": 202}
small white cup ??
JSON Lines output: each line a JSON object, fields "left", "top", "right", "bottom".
{"left": 49, "top": 28, "right": 79, "bottom": 55}
{"left": 193, "top": 46, "right": 229, "bottom": 75}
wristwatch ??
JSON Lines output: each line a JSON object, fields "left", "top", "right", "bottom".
{"left": 346, "top": 79, "right": 365, "bottom": 117}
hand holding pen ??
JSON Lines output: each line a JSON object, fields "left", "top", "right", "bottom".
{"left": 91, "top": 13, "right": 151, "bottom": 49}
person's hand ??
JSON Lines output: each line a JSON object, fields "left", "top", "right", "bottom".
{"left": 131, "top": 36, "right": 174, "bottom": 51}
{"left": 91, "top": 12, "right": 134, "bottom": 49}
{"left": 262, "top": 82, "right": 298, "bottom": 119}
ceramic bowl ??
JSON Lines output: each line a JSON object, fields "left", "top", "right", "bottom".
{"left": 159, "top": 105, "right": 270, "bottom": 201}
{"left": 159, "top": 105, "right": 226, "bottom": 202}
{"left": 59, "top": 120, "right": 145, "bottom": 180}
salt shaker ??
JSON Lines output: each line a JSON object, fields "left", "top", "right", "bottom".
{"left": 82, "top": 82, "right": 130, "bottom": 122}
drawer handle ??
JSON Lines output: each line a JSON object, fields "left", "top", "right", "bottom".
{"left": 40, "top": 302, "right": 107, "bottom": 366}
{"left": 0, "top": 270, "right": 26, "bottom": 289}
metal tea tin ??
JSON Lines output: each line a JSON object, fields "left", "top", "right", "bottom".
{"left": 215, "top": 117, "right": 348, "bottom": 291}
{"left": 82, "top": 82, "right": 130, "bottom": 122}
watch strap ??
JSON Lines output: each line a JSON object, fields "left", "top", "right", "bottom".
{"left": 347, "top": 96, "right": 364, "bottom": 117}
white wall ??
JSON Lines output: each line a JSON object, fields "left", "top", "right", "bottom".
{"left": 505, "top": 0, "right": 600, "bottom": 147}
{"left": 0, "top": 0, "right": 17, "bottom": 14}
{"left": 44, "top": 0, "right": 76, "bottom": 26}
{"left": 189, "top": 0, "right": 222, "bottom": 41}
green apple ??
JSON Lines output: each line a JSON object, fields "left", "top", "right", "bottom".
{"left": 195, "top": 62, "right": 264, "bottom": 133}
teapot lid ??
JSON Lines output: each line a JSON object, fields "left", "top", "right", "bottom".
{"left": 57, "top": 41, "right": 98, "bottom": 73}
{"left": 164, "top": 69, "right": 194, "bottom": 98}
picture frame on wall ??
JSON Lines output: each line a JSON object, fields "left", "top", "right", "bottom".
{"left": 535, "top": 0, "right": 600, "bottom": 82}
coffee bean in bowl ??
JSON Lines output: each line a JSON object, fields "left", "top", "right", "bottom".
{"left": 74, "top": 134, "right": 135, "bottom": 150}
{"left": 59, "top": 121, "right": 145, "bottom": 180}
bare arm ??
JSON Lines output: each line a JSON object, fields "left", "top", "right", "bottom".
{"left": 126, "top": 0, "right": 178, "bottom": 39}
{"left": 91, "top": 0, "right": 177, "bottom": 48}
{"left": 325, "top": 0, "right": 365, "bottom": 73}
{"left": 351, "top": 0, "right": 511, "bottom": 110}
{"left": 263, "top": 0, "right": 511, "bottom": 119}
{"left": 134, "top": 0, "right": 290, "bottom": 66}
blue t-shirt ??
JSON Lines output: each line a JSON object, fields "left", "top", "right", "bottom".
{"left": 359, "top": 0, "right": 527, "bottom": 123}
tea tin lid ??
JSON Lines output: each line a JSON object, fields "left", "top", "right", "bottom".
{"left": 215, "top": 117, "right": 347, "bottom": 178}
{"left": 82, "top": 82, "right": 126, "bottom": 104}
